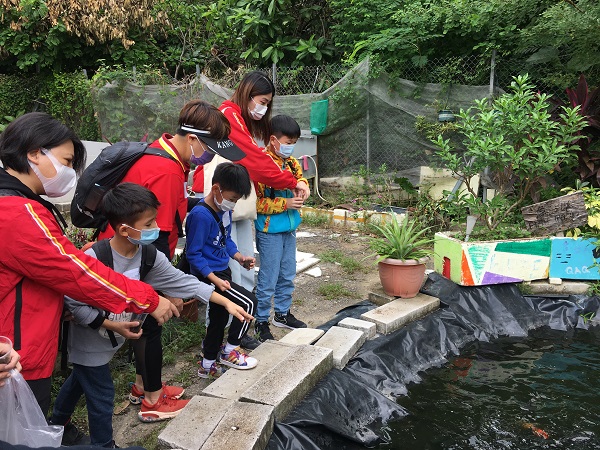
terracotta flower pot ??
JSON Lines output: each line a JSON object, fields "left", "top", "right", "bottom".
{"left": 378, "top": 257, "right": 427, "bottom": 298}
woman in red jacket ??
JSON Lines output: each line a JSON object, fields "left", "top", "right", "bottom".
{"left": 218, "top": 71, "right": 310, "bottom": 296}
{"left": 0, "top": 113, "right": 178, "bottom": 416}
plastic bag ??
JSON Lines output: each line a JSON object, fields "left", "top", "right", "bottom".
{"left": 0, "top": 370, "right": 63, "bottom": 447}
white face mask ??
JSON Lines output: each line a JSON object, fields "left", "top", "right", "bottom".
{"left": 215, "top": 189, "right": 236, "bottom": 212}
{"left": 249, "top": 98, "right": 268, "bottom": 120}
{"left": 29, "top": 148, "right": 77, "bottom": 197}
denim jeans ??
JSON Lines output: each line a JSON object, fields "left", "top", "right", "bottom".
{"left": 255, "top": 230, "right": 296, "bottom": 323}
{"left": 51, "top": 363, "right": 114, "bottom": 447}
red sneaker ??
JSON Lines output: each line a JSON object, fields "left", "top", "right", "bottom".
{"left": 138, "top": 395, "right": 190, "bottom": 423}
{"left": 129, "top": 382, "right": 185, "bottom": 405}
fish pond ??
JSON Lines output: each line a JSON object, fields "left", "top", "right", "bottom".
{"left": 384, "top": 327, "right": 600, "bottom": 449}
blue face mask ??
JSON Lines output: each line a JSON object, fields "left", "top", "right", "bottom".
{"left": 275, "top": 137, "right": 295, "bottom": 158}
{"left": 123, "top": 224, "right": 160, "bottom": 246}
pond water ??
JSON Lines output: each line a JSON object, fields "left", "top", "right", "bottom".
{"left": 382, "top": 328, "right": 600, "bottom": 449}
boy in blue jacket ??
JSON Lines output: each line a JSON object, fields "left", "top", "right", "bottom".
{"left": 185, "top": 163, "right": 259, "bottom": 377}
{"left": 253, "top": 115, "right": 309, "bottom": 342}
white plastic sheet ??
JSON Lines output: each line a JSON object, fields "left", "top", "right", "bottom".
{"left": 0, "top": 370, "right": 63, "bottom": 447}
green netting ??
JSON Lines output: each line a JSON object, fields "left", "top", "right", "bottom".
{"left": 91, "top": 59, "right": 492, "bottom": 177}
{"left": 309, "top": 99, "right": 329, "bottom": 135}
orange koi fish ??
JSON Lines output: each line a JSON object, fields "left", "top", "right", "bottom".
{"left": 523, "top": 422, "right": 549, "bottom": 439}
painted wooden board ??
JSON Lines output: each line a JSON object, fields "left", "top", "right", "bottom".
{"left": 549, "top": 237, "right": 600, "bottom": 280}
{"left": 434, "top": 233, "right": 551, "bottom": 286}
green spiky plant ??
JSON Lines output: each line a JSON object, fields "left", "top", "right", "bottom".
{"left": 368, "top": 214, "right": 434, "bottom": 262}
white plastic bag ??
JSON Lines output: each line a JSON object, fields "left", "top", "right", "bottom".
{"left": 0, "top": 370, "right": 63, "bottom": 447}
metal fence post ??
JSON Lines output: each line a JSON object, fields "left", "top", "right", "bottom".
{"left": 272, "top": 63, "right": 277, "bottom": 90}
{"left": 488, "top": 49, "right": 497, "bottom": 104}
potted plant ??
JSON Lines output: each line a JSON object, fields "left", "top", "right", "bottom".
{"left": 369, "top": 214, "right": 434, "bottom": 298}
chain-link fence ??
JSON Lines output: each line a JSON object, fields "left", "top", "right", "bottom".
{"left": 91, "top": 54, "right": 597, "bottom": 180}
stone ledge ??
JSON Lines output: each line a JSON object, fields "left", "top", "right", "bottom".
{"left": 360, "top": 293, "right": 440, "bottom": 334}
{"left": 158, "top": 396, "right": 235, "bottom": 450}
{"left": 279, "top": 328, "right": 325, "bottom": 345}
{"left": 240, "top": 345, "right": 333, "bottom": 420}
{"left": 337, "top": 317, "right": 377, "bottom": 339}
{"left": 314, "top": 326, "right": 367, "bottom": 369}
{"left": 200, "top": 401, "right": 274, "bottom": 450}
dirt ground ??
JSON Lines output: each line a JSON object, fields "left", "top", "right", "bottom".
{"left": 110, "top": 224, "right": 382, "bottom": 448}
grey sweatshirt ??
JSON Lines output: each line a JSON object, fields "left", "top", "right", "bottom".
{"left": 66, "top": 245, "right": 214, "bottom": 367}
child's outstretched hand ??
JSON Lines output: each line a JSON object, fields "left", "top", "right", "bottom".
{"left": 238, "top": 255, "right": 256, "bottom": 270}
{"left": 225, "top": 301, "right": 254, "bottom": 323}
{"left": 213, "top": 277, "right": 231, "bottom": 292}
{"left": 104, "top": 321, "right": 144, "bottom": 340}
{"left": 286, "top": 196, "right": 304, "bottom": 210}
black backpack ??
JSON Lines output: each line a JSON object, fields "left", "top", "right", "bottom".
{"left": 91, "top": 239, "right": 157, "bottom": 347}
{"left": 70, "top": 141, "right": 178, "bottom": 232}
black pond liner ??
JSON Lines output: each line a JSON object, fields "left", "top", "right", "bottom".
{"left": 266, "top": 273, "right": 600, "bottom": 450}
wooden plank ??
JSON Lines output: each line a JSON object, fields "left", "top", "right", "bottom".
{"left": 521, "top": 191, "right": 587, "bottom": 234}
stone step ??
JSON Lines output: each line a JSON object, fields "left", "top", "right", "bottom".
{"left": 314, "top": 326, "right": 367, "bottom": 369}
{"left": 158, "top": 397, "right": 275, "bottom": 450}
{"left": 240, "top": 344, "right": 333, "bottom": 420}
{"left": 202, "top": 340, "right": 296, "bottom": 401}
{"left": 200, "top": 401, "right": 275, "bottom": 450}
{"left": 158, "top": 396, "right": 234, "bottom": 450}
{"left": 337, "top": 317, "right": 377, "bottom": 339}
{"left": 278, "top": 328, "right": 325, "bottom": 345}
{"left": 360, "top": 293, "right": 440, "bottom": 334}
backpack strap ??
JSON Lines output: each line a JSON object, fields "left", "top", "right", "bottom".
{"left": 91, "top": 240, "right": 118, "bottom": 347}
{"left": 140, "top": 244, "right": 157, "bottom": 281}
{"left": 92, "top": 240, "right": 114, "bottom": 270}
{"left": 179, "top": 202, "right": 225, "bottom": 273}
{"left": 175, "top": 211, "right": 184, "bottom": 238}
{"left": 198, "top": 202, "right": 226, "bottom": 238}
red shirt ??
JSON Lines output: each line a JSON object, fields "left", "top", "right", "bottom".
{"left": 98, "top": 134, "right": 189, "bottom": 259}
{"left": 220, "top": 100, "right": 298, "bottom": 189}
{"left": 0, "top": 196, "right": 159, "bottom": 380}
{"left": 192, "top": 165, "right": 204, "bottom": 193}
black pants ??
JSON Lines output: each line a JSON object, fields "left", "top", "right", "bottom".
{"left": 200, "top": 268, "right": 256, "bottom": 360}
{"left": 131, "top": 315, "right": 163, "bottom": 393}
{"left": 27, "top": 377, "right": 52, "bottom": 417}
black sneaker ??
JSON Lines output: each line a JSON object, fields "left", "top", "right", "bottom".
{"left": 254, "top": 321, "right": 274, "bottom": 342}
{"left": 240, "top": 334, "right": 261, "bottom": 350}
{"left": 60, "top": 421, "right": 91, "bottom": 446}
{"left": 273, "top": 311, "right": 307, "bottom": 329}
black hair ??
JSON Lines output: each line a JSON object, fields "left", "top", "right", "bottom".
{"left": 211, "top": 162, "right": 252, "bottom": 198}
{"left": 101, "top": 183, "right": 161, "bottom": 231}
{"left": 0, "top": 112, "right": 86, "bottom": 174}
{"left": 230, "top": 70, "right": 275, "bottom": 143}
{"left": 271, "top": 115, "right": 301, "bottom": 140}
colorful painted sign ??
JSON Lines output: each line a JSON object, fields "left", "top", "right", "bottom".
{"left": 549, "top": 237, "right": 600, "bottom": 280}
{"left": 434, "top": 233, "right": 551, "bottom": 286}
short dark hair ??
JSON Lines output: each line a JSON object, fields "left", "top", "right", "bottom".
{"left": 271, "top": 115, "right": 301, "bottom": 140}
{"left": 101, "top": 183, "right": 161, "bottom": 230}
{"left": 0, "top": 112, "right": 86, "bottom": 174}
{"left": 211, "top": 162, "right": 251, "bottom": 198}
{"left": 176, "top": 100, "right": 231, "bottom": 140}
